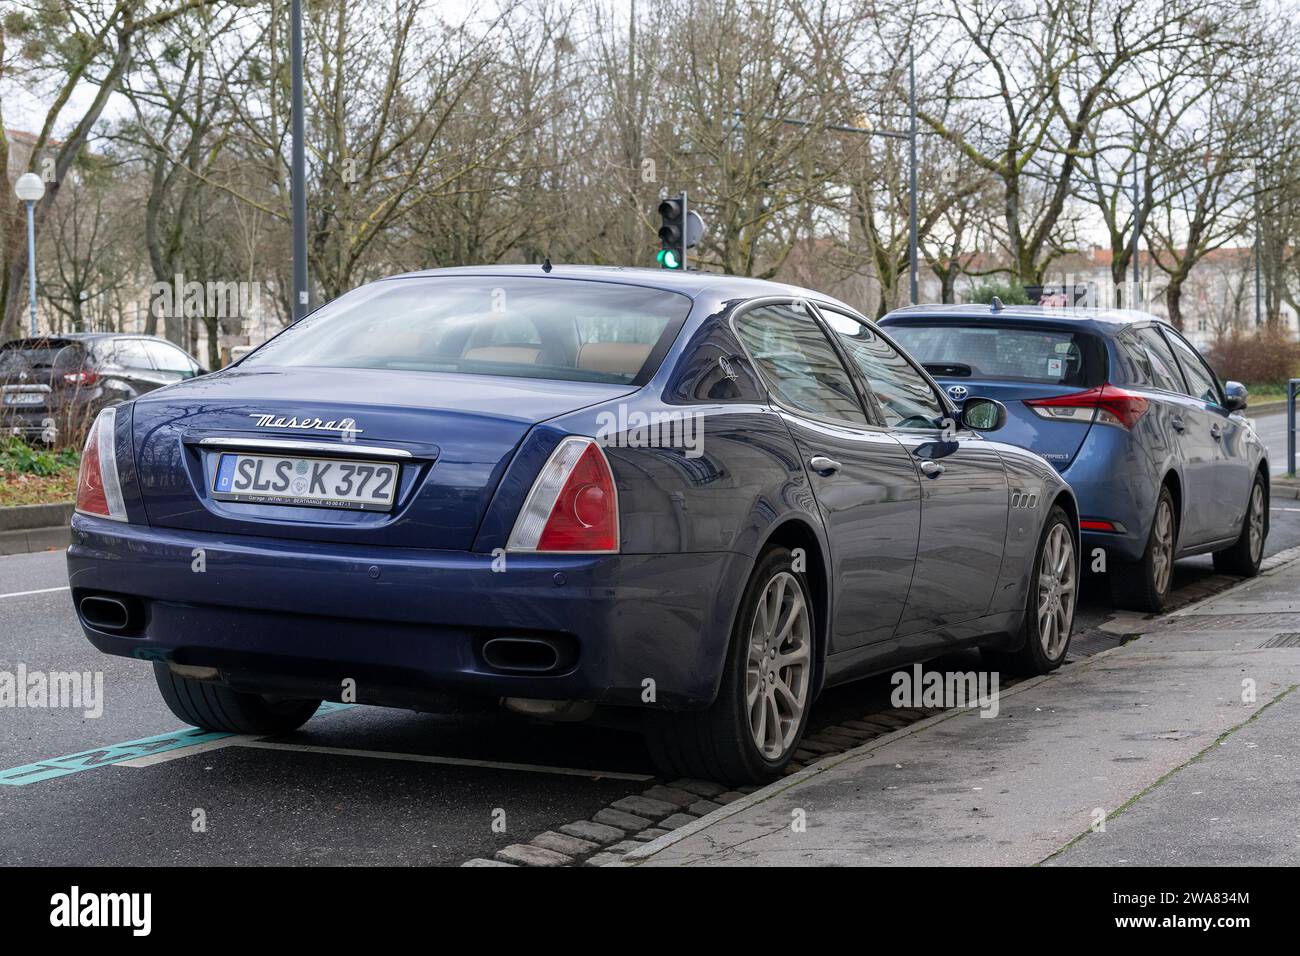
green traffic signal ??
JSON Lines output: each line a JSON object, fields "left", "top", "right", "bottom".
{"left": 657, "top": 248, "right": 681, "bottom": 270}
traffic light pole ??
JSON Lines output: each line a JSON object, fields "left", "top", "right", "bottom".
{"left": 679, "top": 191, "right": 689, "bottom": 271}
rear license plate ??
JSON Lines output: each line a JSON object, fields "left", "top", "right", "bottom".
{"left": 212, "top": 453, "right": 399, "bottom": 511}
{"left": 3, "top": 392, "right": 44, "bottom": 406}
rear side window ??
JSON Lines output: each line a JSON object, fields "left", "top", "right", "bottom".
{"left": 1121, "top": 327, "right": 1184, "bottom": 393}
{"left": 887, "top": 323, "right": 1105, "bottom": 387}
{"left": 1161, "top": 328, "right": 1222, "bottom": 405}
{"left": 241, "top": 276, "right": 691, "bottom": 385}
{"left": 733, "top": 304, "right": 868, "bottom": 424}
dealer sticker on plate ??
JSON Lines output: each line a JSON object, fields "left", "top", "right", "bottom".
{"left": 212, "top": 453, "right": 398, "bottom": 511}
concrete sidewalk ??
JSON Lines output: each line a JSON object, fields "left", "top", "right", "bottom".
{"left": 623, "top": 558, "right": 1300, "bottom": 867}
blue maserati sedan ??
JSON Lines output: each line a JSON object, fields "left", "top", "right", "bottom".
{"left": 881, "top": 304, "right": 1269, "bottom": 613}
{"left": 68, "top": 266, "right": 1078, "bottom": 783}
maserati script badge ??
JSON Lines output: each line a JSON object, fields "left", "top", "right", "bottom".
{"left": 248, "top": 413, "right": 363, "bottom": 435}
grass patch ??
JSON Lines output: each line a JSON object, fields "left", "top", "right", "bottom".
{"left": 1243, "top": 382, "right": 1288, "bottom": 401}
{"left": 0, "top": 437, "right": 79, "bottom": 506}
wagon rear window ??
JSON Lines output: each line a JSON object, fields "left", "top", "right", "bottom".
{"left": 240, "top": 277, "right": 691, "bottom": 385}
{"left": 887, "top": 323, "right": 1106, "bottom": 387}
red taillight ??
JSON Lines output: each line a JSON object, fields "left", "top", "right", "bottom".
{"left": 1026, "top": 384, "right": 1149, "bottom": 429}
{"left": 63, "top": 369, "right": 98, "bottom": 387}
{"left": 507, "top": 437, "right": 619, "bottom": 553}
{"left": 75, "top": 407, "right": 127, "bottom": 521}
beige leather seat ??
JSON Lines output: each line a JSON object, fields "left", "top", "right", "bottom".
{"left": 462, "top": 346, "right": 542, "bottom": 364}
{"left": 576, "top": 342, "right": 652, "bottom": 376}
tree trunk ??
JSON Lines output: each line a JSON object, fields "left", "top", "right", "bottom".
{"left": 1165, "top": 275, "right": 1186, "bottom": 331}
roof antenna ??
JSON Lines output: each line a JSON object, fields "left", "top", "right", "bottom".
{"left": 541, "top": 256, "right": 552, "bottom": 273}
{"left": 990, "top": 295, "right": 1004, "bottom": 313}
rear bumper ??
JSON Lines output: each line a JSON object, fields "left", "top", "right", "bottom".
{"left": 1062, "top": 425, "right": 1155, "bottom": 563}
{"left": 67, "top": 515, "right": 750, "bottom": 710}
{"left": 1, "top": 394, "right": 102, "bottom": 441}
{"left": 1, "top": 408, "right": 56, "bottom": 437}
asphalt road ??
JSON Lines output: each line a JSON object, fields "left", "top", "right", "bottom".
{"left": 1245, "top": 402, "right": 1292, "bottom": 474}
{"left": 2, "top": 406, "right": 1296, "bottom": 865}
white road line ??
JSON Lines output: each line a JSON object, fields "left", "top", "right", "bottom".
{"left": 0, "top": 585, "right": 70, "bottom": 600}
{"left": 115, "top": 736, "right": 254, "bottom": 768}
{"left": 235, "top": 739, "right": 655, "bottom": 781}
{"left": 1270, "top": 507, "right": 1300, "bottom": 513}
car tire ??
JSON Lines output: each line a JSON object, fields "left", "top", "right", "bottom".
{"left": 643, "top": 547, "right": 815, "bottom": 785}
{"left": 1213, "top": 473, "right": 1267, "bottom": 578}
{"left": 983, "top": 505, "right": 1076, "bottom": 676}
{"left": 153, "top": 663, "right": 321, "bottom": 734}
{"left": 1110, "top": 485, "right": 1177, "bottom": 613}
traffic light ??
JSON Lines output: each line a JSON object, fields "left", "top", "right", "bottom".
{"left": 658, "top": 194, "right": 686, "bottom": 270}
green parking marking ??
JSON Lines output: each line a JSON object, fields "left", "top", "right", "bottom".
{"left": 0, "top": 701, "right": 355, "bottom": 786}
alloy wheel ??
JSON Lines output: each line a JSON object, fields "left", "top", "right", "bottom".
{"left": 746, "top": 571, "right": 811, "bottom": 759}
{"left": 1037, "top": 522, "right": 1075, "bottom": 659}
{"left": 1248, "top": 483, "right": 1265, "bottom": 563}
{"left": 1152, "top": 498, "right": 1175, "bottom": 595}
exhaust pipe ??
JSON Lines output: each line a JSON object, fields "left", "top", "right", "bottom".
{"left": 503, "top": 698, "right": 595, "bottom": 722}
{"left": 79, "top": 595, "right": 131, "bottom": 632}
{"left": 481, "top": 636, "right": 561, "bottom": 673}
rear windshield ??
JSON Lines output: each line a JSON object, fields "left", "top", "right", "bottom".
{"left": 0, "top": 342, "right": 84, "bottom": 373}
{"left": 887, "top": 323, "right": 1106, "bottom": 387}
{"left": 241, "top": 277, "right": 692, "bottom": 385}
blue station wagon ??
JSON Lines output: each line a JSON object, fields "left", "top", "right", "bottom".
{"left": 881, "top": 304, "right": 1269, "bottom": 612}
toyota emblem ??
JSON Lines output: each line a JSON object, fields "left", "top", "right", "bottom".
{"left": 947, "top": 384, "right": 969, "bottom": 401}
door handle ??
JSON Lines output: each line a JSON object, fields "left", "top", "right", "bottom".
{"left": 1211, "top": 424, "right": 1222, "bottom": 440}
{"left": 919, "top": 460, "right": 946, "bottom": 477}
{"left": 1170, "top": 417, "right": 1185, "bottom": 432}
{"left": 808, "top": 456, "right": 842, "bottom": 475}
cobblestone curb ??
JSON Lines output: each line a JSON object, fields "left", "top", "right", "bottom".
{"left": 460, "top": 544, "right": 1300, "bottom": 868}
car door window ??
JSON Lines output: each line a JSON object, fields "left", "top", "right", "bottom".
{"left": 144, "top": 341, "right": 198, "bottom": 375}
{"left": 1161, "top": 328, "right": 1223, "bottom": 405}
{"left": 102, "top": 340, "right": 155, "bottom": 370}
{"left": 820, "top": 310, "right": 945, "bottom": 429}
{"left": 1131, "top": 326, "right": 1185, "bottom": 393}
{"left": 732, "top": 303, "right": 868, "bottom": 424}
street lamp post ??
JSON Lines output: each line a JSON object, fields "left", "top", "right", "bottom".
{"left": 1131, "top": 122, "right": 1142, "bottom": 307}
{"left": 290, "top": 0, "right": 309, "bottom": 322}
{"left": 729, "top": 45, "right": 921, "bottom": 303}
{"left": 908, "top": 45, "right": 918, "bottom": 305}
{"left": 14, "top": 172, "right": 45, "bottom": 337}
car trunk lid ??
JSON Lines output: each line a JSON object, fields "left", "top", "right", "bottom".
{"left": 131, "top": 366, "right": 635, "bottom": 549}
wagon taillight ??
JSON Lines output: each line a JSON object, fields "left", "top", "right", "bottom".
{"left": 1025, "top": 384, "right": 1149, "bottom": 430}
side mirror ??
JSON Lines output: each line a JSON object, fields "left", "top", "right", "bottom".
{"left": 960, "top": 396, "right": 1007, "bottom": 432}
{"left": 1223, "top": 381, "right": 1248, "bottom": 412}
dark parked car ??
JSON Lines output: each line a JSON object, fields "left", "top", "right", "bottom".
{"left": 881, "top": 304, "right": 1268, "bottom": 612}
{"left": 68, "top": 267, "right": 1078, "bottom": 783}
{"left": 1, "top": 334, "right": 205, "bottom": 444}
